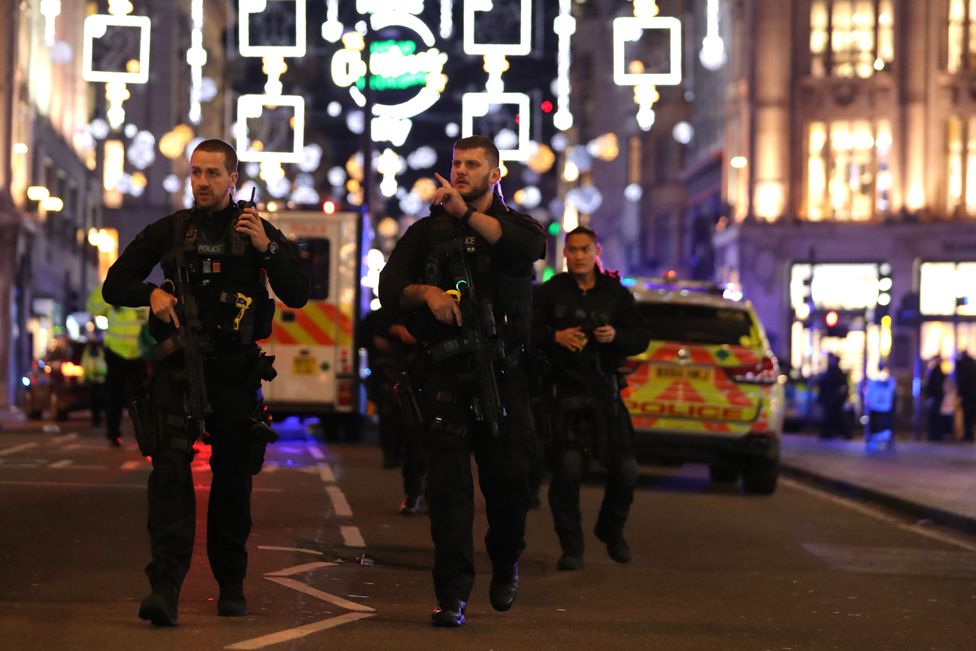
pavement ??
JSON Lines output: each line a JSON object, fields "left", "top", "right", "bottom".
{"left": 780, "top": 431, "right": 976, "bottom": 536}
{"left": 3, "top": 404, "right": 974, "bottom": 536}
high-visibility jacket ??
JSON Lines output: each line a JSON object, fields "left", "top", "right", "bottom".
{"left": 87, "top": 285, "right": 149, "bottom": 361}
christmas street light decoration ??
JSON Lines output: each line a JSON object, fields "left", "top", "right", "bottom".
{"left": 82, "top": 4, "right": 151, "bottom": 130}
{"left": 553, "top": 0, "right": 575, "bottom": 131}
{"left": 612, "top": 0, "right": 682, "bottom": 132}
{"left": 699, "top": 0, "right": 726, "bottom": 71}
{"left": 461, "top": 0, "right": 533, "bottom": 162}
{"left": 235, "top": 0, "right": 307, "bottom": 164}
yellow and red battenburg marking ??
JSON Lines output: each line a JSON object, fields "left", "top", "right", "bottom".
{"left": 260, "top": 301, "right": 353, "bottom": 346}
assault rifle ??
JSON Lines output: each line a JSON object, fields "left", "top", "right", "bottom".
{"left": 428, "top": 239, "right": 506, "bottom": 436}
{"left": 154, "top": 251, "right": 211, "bottom": 437}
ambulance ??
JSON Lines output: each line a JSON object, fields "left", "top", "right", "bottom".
{"left": 621, "top": 278, "right": 785, "bottom": 494}
{"left": 260, "top": 209, "right": 365, "bottom": 432}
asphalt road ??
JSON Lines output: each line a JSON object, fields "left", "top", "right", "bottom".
{"left": 0, "top": 414, "right": 974, "bottom": 650}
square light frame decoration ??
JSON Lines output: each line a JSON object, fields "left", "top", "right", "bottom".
{"left": 235, "top": 94, "right": 306, "bottom": 163}
{"left": 463, "top": 0, "right": 533, "bottom": 57}
{"left": 239, "top": 0, "right": 307, "bottom": 58}
{"left": 612, "top": 16, "right": 682, "bottom": 87}
{"left": 461, "top": 92, "right": 531, "bottom": 162}
{"left": 82, "top": 14, "right": 152, "bottom": 84}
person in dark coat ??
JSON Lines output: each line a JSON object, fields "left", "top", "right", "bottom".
{"left": 923, "top": 356, "right": 946, "bottom": 441}
{"left": 955, "top": 350, "right": 976, "bottom": 441}
{"left": 378, "top": 135, "right": 545, "bottom": 627}
{"left": 532, "top": 226, "right": 649, "bottom": 570}
{"left": 103, "top": 139, "right": 309, "bottom": 626}
{"left": 817, "top": 353, "right": 850, "bottom": 439}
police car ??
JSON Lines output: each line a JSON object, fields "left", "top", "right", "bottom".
{"left": 621, "top": 277, "right": 784, "bottom": 494}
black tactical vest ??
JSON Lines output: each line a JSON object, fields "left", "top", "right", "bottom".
{"left": 160, "top": 208, "right": 274, "bottom": 345}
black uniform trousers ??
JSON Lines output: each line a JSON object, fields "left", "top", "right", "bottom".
{"left": 421, "top": 366, "right": 536, "bottom": 605}
{"left": 547, "top": 396, "right": 637, "bottom": 556}
{"left": 104, "top": 348, "right": 146, "bottom": 439}
{"left": 145, "top": 347, "right": 264, "bottom": 592}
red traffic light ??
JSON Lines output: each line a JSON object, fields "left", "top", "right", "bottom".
{"left": 824, "top": 310, "right": 839, "bottom": 327}
{"left": 541, "top": 100, "right": 554, "bottom": 114}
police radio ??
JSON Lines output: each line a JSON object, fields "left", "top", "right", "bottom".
{"left": 231, "top": 186, "right": 257, "bottom": 256}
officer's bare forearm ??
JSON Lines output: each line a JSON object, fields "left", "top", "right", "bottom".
{"left": 399, "top": 284, "right": 440, "bottom": 309}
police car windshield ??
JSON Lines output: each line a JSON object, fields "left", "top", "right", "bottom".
{"left": 639, "top": 303, "right": 753, "bottom": 345}
{"left": 297, "top": 239, "right": 330, "bottom": 300}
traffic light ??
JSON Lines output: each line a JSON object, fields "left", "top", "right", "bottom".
{"left": 823, "top": 310, "right": 849, "bottom": 337}
{"left": 874, "top": 262, "right": 892, "bottom": 324}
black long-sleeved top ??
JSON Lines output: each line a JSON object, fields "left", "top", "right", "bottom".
{"left": 102, "top": 205, "right": 309, "bottom": 310}
{"left": 532, "top": 271, "right": 649, "bottom": 388}
{"left": 378, "top": 197, "right": 545, "bottom": 348}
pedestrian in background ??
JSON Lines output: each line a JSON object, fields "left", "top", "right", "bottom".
{"left": 80, "top": 330, "right": 107, "bottom": 428}
{"left": 954, "top": 350, "right": 976, "bottom": 441}
{"left": 378, "top": 135, "right": 545, "bottom": 627}
{"left": 817, "top": 352, "right": 850, "bottom": 439}
{"left": 532, "top": 226, "right": 649, "bottom": 571}
{"left": 923, "top": 356, "right": 946, "bottom": 441}
{"left": 87, "top": 284, "right": 149, "bottom": 447}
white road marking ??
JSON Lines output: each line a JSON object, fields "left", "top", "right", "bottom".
{"left": 121, "top": 460, "right": 148, "bottom": 471}
{"left": 325, "top": 485, "right": 352, "bottom": 517}
{"left": 64, "top": 444, "right": 83, "bottom": 450}
{"left": 307, "top": 444, "right": 325, "bottom": 461}
{"left": 264, "top": 561, "right": 335, "bottom": 577}
{"left": 49, "top": 460, "right": 74, "bottom": 468}
{"left": 224, "top": 612, "right": 375, "bottom": 650}
{"left": 317, "top": 463, "right": 336, "bottom": 483}
{"left": 0, "top": 443, "right": 39, "bottom": 457}
{"left": 340, "top": 525, "right": 365, "bottom": 548}
{"left": 265, "top": 576, "right": 375, "bottom": 613}
{"left": 52, "top": 433, "right": 79, "bottom": 444}
{"left": 782, "top": 477, "right": 976, "bottom": 553}
{"left": 257, "top": 545, "right": 324, "bottom": 556}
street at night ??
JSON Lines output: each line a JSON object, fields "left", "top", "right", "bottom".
{"left": 3, "top": 1, "right": 976, "bottom": 649}
{"left": 0, "top": 415, "right": 973, "bottom": 650}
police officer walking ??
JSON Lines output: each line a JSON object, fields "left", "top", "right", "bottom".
{"left": 378, "top": 135, "right": 545, "bottom": 627}
{"left": 102, "top": 139, "right": 309, "bottom": 626}
{"left": 87, "top": 283, "right": 149, "bottom": 446}
{"left": 532, "top": 226, "right": 649, "bottom": 571}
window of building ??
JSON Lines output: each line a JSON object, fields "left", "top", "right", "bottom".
{"left": 810, "top": 0, "right": 894, "bottom": 78}
{"left": 947, "top": 115, "right": 976, "bottom": 215}
{"left": 947, "top": 0, "right": 976, "bottom": 72}
{"left": 806, "top": 120, "right": 892, "bottom": 221}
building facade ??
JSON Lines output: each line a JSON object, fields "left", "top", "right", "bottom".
{"left": 713, "top": 0, "right": 976, "bottom": 431}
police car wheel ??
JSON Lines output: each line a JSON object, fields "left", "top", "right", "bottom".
{"left": 708, "top": 464, "right": 739, "bottom": 484}
{"left": 742, "top": 458, "right": 778, "bottom": 495}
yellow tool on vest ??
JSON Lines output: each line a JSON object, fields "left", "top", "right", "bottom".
{"left": 233, "top": 293, "right": 253, "bottom": 332}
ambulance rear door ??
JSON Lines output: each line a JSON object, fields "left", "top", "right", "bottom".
{"left": 260, "top": 211, "right": 358, "bottom": 416}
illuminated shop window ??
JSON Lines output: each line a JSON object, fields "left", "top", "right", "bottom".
{"left": 810, "top": 0, "right": 894, "bottom": 78}
{"left": 920, "top": 262, "right": 976, "bottom": 316}
{"left": 946, "top": 115, "right": 976, "bottom": 215}
{"left": 806, "top": 120, "right": 892, "bottom": 221}
{"left": 947, "top": 0, "right": 976, "bottom": 72}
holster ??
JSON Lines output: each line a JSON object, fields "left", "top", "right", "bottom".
{"left": 128, "top": 396, "right": 157, "bottom": 457}
{"left": 393, "top": 371, "right": 424, "bottom": 432}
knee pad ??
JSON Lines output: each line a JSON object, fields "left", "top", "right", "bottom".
{"left": 618, "top": 457, "right": 638, "bottom": 486}
{"left": 558, "top": 450, "right": 584, "bottom": 482}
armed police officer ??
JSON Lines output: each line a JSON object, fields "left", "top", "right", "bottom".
{"left": 532, "top": 226, "right": 649, "bottom": 571}
{"left": 102, "top": 139, "right": 309, "bottom": 626}
{"left": 378, "top": 136, "right": 545, "bottom": 627}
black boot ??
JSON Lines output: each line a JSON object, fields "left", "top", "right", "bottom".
{"left": 488, "top": 564, "right": 519, "bottom": 612}
{"left": 594, "top": 522, "right": 631, "bottom": 564}
{"left": 218, "top": 583, "right": 248, "bottom": 617}
{"left": 138, "top": 585, "right": 179, "bottom": 626}
{"left": 431, "top": 599, "right": 466, "bottom": 627}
